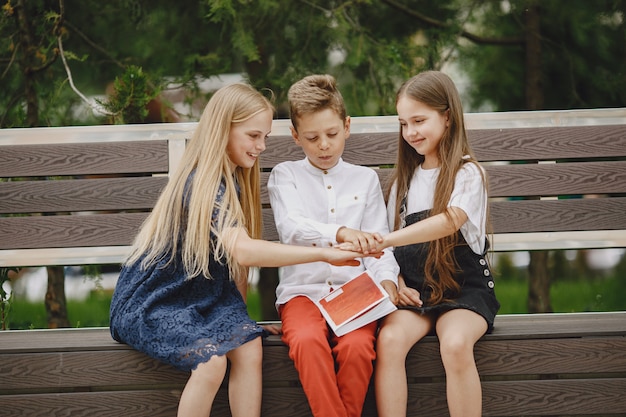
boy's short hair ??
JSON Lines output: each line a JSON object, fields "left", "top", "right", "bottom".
{"left": 288, "top": 74, "right": 347, "bottom": 130}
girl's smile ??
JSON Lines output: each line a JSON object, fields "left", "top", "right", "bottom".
{"left": 396, "top": 95, "right": 448, "bottom": 169}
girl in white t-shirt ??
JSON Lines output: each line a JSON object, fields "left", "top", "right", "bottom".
{"left": 374, "top": 71, "right": 500, "bottom": 417}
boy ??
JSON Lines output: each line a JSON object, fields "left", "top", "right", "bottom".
{"left": 267, "top": 74, "right": 399, "bottom": 417}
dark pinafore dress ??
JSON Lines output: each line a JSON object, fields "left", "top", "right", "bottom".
{"left": 393, "top": 210, "right": 500, "bottom": 332}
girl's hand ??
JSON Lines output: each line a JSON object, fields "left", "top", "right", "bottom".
{"left": 380, "top": 279, "right": 399, "bottom": 305}
{"left": 261, "top": 323, "right": 282, "bottom": 335}
{"left": 325, "top": 247, "right": 383, "bottom": 267}
{"left": 396, "top": 274, "right": 423, "bottom": 307}
{"left": 336, "top": 227, "right": 383, "bottom": 255}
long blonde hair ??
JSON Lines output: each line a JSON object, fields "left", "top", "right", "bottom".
{"left": 126, "top": 83, "right": 274, "bottom": 281}
{"left": 387, "top": 71, "right": 488, "bottom": 304}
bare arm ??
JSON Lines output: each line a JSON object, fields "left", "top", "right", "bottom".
{"left": 380, "top": 206, "right": 467, "bottom": 250}
{"left": 223, "top": 227, "right": 381, "bottom": 268}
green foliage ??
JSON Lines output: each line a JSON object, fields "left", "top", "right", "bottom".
{"left": 98, "top": 65, "right": 156, "bottom": 124}
{"left": 0, "top": 267, "right": 19, "bottom": 330}
{"left": 458, "top": 0, "right": 626, "bottom": 111}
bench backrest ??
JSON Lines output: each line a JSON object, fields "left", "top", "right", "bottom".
{"left": 1, "top": 108, "right": 625, "bottom": 268}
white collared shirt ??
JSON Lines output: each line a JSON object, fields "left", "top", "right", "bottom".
{"left": 268, "top": 158, "right": 400, "bottom": 307}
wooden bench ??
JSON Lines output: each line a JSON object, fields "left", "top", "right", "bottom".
{"left": 1, "top": 108, "right": 626, "bottom": 416}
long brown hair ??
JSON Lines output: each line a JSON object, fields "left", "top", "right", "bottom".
{"left": 387, "top": 71, "right": 488, "bottom": 304}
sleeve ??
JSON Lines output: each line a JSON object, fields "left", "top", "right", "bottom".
{"left": 361, "top": 174, "right": 399, "bottom": 285}
{"left": 449, "top": 162, "right": 488, "bottom": 253}
{"left": 267, "top": 163, "right": 342, "bottom": 246}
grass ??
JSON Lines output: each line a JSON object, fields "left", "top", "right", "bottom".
{"left": 493, "top": 276, "right": 626, "bottom": 314}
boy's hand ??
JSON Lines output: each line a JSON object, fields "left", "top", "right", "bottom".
{"left": 380, "top": 279, "right": 398, "bottom": 305}
{"left": 336, "top": 227, "right": 383, "bottom": 255}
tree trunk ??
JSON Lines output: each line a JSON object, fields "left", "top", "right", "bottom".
{"left": 45, "top": 266, "right": 70, "bottom": 328}
{"left": 15, "top": 0, "right": 40, "bottom": 127}
{"left": 527, "top": 251, "right": 553, "bottom": 313}
{"left": 523, "top": 1, "right": 552, "bottom": 313}
{"left": 15, "top": 1, "right": 71, "bottom": 327}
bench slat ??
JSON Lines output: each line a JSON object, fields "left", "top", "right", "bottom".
{"left": 3, "top": 378, "right": 624, "bottom": 417}
{"left": 3, "top": 336, "right": 623, "bottom": 392}
{"left": 260, "top": 124, "right": 626, "bottom": 168}
{"left": 405, "top": 378, "right": 626, "bottom": 416}
{"left": 0, "top": 212, "right": 147, "bottom": 250}
{"left": 0, "top": 391, "right": 181, "bottom": 417}
{"left": 486, "top": 160, "right": 626, "bottom": 197}
{"left": 261, "top": 197, "right": 626, "bottom": 240}
{"left": 0, "top": 177, "right": 167, "bottom": 214}
{"left": 0, "top": 141, "right": 169, "bottom": 177}
{"left": 261, "top": 160, "right": 626, "bottom": 203}
{"left": 470, "top": 124, "right": 626, "bottom": 161}
{"left": 407, "top": 337, "right": 626, "bottom": 377}
{"left": 490, "top": 197, "right": 626, "bottom": 233}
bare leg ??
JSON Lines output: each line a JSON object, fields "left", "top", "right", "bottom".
{"left": 177, "top": 354, "right": 228, "bottom": 417}
{"left": 436, "top": 309, "right": 487, "bottom": 417}
{"left": 375, "top": 310, "right": 433, "bottom": 417}
{"left": 226, "top": 337, "right": 264, "bottom": 417}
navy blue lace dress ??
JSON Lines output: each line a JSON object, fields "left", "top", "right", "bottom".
{"left": 109, "top": 177, "right": 264, "bottom": 372}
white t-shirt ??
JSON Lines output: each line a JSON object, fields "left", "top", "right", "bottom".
{"left": 268, "top": 158, "right": 400, "bottom": 307}
{"left": 387, "top": 161, "right": 488, "bottom": 254}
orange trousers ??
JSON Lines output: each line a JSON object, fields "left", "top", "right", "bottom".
{"left": 279, "top": 296, "right": 377, "bottom": 417}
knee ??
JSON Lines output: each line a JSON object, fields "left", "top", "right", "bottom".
{"left": 336, "top": 335, "right": 376, "bottom": 364}
{"left": 192, "top": 355, "right": 228, "bottom": 387}
{"left": 439, "top": 336, "right": 475, "bottom": 371}
{"left": 376, "top": 325, "right": 410, "bottom": 358}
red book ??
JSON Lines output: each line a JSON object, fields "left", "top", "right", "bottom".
{"left": 316, "top": 271, "right": 396, "bottom": 336}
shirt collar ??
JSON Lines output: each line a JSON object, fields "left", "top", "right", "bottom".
{"left": 303, "top": 157, "right": 345, "bottom": 175}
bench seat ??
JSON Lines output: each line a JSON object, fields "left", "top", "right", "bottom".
{"left": 1, "top": 312, "right": 625, "bottom": 416}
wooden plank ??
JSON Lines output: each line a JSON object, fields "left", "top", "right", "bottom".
{"left": 8, "top": 336, "right": 621, "bottom": 392}
{"left": 490, "top": 197, "right": 626, "bottom": 233}
{"left": 0, "top": 390, "right": 181, "bottom": 417}
{"left": 405, "top": 337, "right": 626, "bottom": 377}
{"left": 5, "top": 313, "right": 619, "bottom": 355}
{"left": 0, "top": 328, "right": 122, "bottom": 354}
{"left": 470, "top": 124, "right": 626, "bottom": 162}
{"left": 0, "top": 141, "right": 169, "bottom": 177}
{"left": 404, "top": 378, "right": 626, "bottom": 416}
{"left": 490, "top": 312, "right": 626, "bottom": 339}
{"left": 262, "top": 161, "right": 626, "bottom": 203}
{"left": 262, "top": 197, "right": 626, "bottom": 239}
{"left": 0, "top": 212, "right": 148, "bottom": 250}
{"left": 486, "top": 160, "right": 626, "bottom": 197}
{"left": 1, "top": 351, "right": 188, "bottom": 391}
{"left": 0, "top": 177, "right": 167, "bottom": 214}
{"left": 2, "top": 379, "right": 624, "bottom": 417}
{"left": 260, "top": 124, "right": 626, "bottom": 168}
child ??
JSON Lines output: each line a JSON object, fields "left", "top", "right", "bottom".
{"left": 267, "top": 74, "right": 400, "bottom": 417}
{"left": 109, "top": 83, "right": 377, "bottom": 417}
{"left": 374, "top": 71, "right": 501, "bottom": 417}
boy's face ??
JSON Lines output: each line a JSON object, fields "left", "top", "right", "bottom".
{"left": 291, "top": 108, "right": 350, "bottom": 170}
